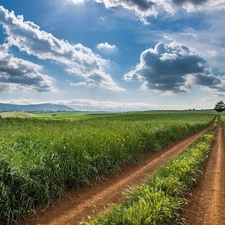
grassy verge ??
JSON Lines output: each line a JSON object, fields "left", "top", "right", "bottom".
{"left": 82, "top": 125, "right": 215, "bottom": 225}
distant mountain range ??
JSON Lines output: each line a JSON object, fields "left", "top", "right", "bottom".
{"left": 0, "top": 103, "right": 75, "bottom": 112}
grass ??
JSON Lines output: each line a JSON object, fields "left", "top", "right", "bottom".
{"left": 83, "top": 123, "right": 215, "bottom": 225}
{"left": 33, "top": 111, "right": 88, "bottom": 117}
{"left": 0, "top": 112, "right": 215, "bottom": 224}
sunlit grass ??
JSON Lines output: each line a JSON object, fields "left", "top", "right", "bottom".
{"left": 0, "top": 112, "right": 215, "bottom": 224}
{"left": 83, "top": 125, "right": 215, "bottom": 225}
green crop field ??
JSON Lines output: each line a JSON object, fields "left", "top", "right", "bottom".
{"left": 0, "top": 112, "right": 215, "bottom": 224}
{"left": 84, "top": 127, "right": 215, "bottom": 225}
{"left": 33, "top": 111, "right": 89, "bottom": 117}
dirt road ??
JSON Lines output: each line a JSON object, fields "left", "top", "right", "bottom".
{"left": 182, "top": 119, "right": 225, "bottom": 225}
{"left": 18, "top": 125, "right": 211, "bottom": 225}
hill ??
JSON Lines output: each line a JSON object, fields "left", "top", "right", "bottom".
{"left": 0, "top": 103, "right": 75, "bottom": 112}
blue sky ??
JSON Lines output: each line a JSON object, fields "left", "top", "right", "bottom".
{"left": 0, "top": 0, "right": 225, "bottom": 111}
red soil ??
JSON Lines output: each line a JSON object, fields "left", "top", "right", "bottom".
{"left": 182, "top": 119, "right": 225, "bottom": 225}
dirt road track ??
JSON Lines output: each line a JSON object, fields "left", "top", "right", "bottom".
{"left": 182, "top": 119, "right": 225, "bottom": 225}
{"left": 18, "top": 126, "right": 211, "bottom": 225}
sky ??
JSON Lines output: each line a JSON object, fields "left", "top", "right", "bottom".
{"left": 0, "top": 0, "right": 225, "bottom": 111}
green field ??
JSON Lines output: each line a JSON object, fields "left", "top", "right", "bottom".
{"left": 84, "top": 129, "right": 215, "bottom": 225}
{"left": 0, "top": 111, "right": 215, "bottom": 224}
{"left": 0, "top": 109, "right": 217, "bottom": 120}
{"left": 34, "top": 111, "right": 88, "bottom": 117}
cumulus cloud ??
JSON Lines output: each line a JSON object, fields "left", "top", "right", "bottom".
{"left": 68, "top": 68, "right": 124, "bottom": 91}
{"left": 0, "top": 98, "right": 41, "bottom": 105}
{"left": 0, "top": 6, "right": 124, "bottom": 92}
{"left": 68, "top": 0, "right": 225, "bottom": 24}
{"left": 97, "top": 42, "right": 118, "bottom": 53}
{"left": 95, "top": 0, "right": 155, "bottom": 12}
{"left": 172, "top": 0, "right": 207, "bottom": 5}
{"left": 158, "top": 0, "right": 225, "bottom": 14}
{"left": 89, "top": 0, "right": 157, "bottom": 24}
{"left": 124, "top": 41, "right": 225, "bottom": 95}
{"left": 0, "top": 43, "right": 55, "bottom": 92}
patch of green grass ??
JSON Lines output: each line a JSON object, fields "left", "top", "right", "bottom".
{"left": 83, "top": 126, "right": 215, "bottom": 225}
{"left": 0, "top": 113, "right": 215, "bottom": 224}
{"left": 33, "top": 111, "right": 87, "bottom": 117}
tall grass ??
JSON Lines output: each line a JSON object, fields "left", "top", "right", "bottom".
{"left": 83, "top": 126, "right": 215, "bottom": 225}
{"left": 0, "top": 113, "right": 214, "bottom": 224}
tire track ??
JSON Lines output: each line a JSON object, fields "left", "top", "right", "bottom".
{"left": 183, "top": 118, "right": 225, "bottom": 225}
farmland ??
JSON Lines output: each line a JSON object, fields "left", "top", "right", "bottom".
{"left": 83, "top": 127, "right": 215, "bottom": 225}
{"left": 0, "top": 111, "right": 217, "bottom": 224}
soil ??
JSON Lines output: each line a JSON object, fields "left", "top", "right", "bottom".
{"left": 182, "top": 119, "right": 225, "bottom": 225}
{"left": 17, "top": 122, "right": 220, "bottom": 225}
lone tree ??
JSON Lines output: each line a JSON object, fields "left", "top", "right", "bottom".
{"left": 214, "top": 100, "right": 225, "bottom": 114}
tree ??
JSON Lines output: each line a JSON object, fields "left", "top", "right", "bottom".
{"left": 214, "top": 100, "right": 225, "bottom": 114}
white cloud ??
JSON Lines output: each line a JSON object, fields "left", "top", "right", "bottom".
{"left": 124, "top": 41, "right": 225, "bottom": 95}
{"left": 97, "top": 42, "right": 118, "bottom": 53}
{"left": 100, "top": 16, "right": 105, "bottom": 21}
{"left": 67, "top": 0, "right": 225, "bottom": 24}
{"left": 206, "top": 50, "right": 217, "bottom": 57}
{"left": 0, "top": 6, "right": 124, "bottom": 92}
{"left": 0, "top": 43, "right": 55, "bottom": 92}
{"left": 95, "top": 0, "right": 157, "bottom": 24}
{"left": 0, "top": 98, "right": 159, "bottom": 111}
{"left": 152, "top": 0, "right": 225, "bottom": 14}
{"left": 50, "top": 98, "right": 162, "bottom": 111}
{"left": 0, "top": 97, "right": 217, "bottom": 111}
{"left": 67, "top": 0, "right": 86, "bottom": 4}
{"left": 68, "top": 68, "right": 125, "bottom": 91}
{"left": 160, "top": 11, "right": 225, "bottom": 74}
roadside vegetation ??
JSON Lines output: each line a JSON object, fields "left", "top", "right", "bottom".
{"left": 0, "top": 112, "right": 214, "bottom": 224}
{"left": 220, "top": 115, "right": 225, "bottom": 127}
{"left": 82, "top": 122, "right": 216, "bottom": 225}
